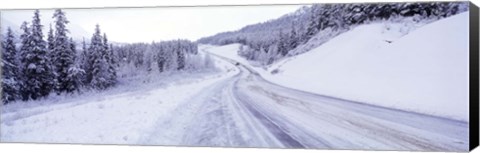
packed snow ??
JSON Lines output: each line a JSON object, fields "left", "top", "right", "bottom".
{"left": 206, "top": 12, "right": 469, "bottom": 122}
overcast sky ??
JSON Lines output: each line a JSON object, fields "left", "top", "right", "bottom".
{"left": 1, "top": 5, "right": 305, "bottom": 43}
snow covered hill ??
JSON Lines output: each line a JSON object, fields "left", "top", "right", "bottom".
{"left": 208, "top": 12, "right": 469, "bottom": 122}
{"left": 268, "top": 12, "right": 469, "bottom": 121}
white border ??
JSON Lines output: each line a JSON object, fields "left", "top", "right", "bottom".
{"left": 0, "top": 0, "right": 478, "bottom": 153}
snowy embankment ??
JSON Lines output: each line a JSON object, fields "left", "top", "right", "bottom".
{"left": 206, "top": 12, "right": 469, "bottom": 121}
{"left": 0, "top": 56, "right": 239, "bottom": 144}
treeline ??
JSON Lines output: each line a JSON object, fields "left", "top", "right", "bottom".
{"left": 114, "top": 40, "right": 213, "bottom": 77}
{"left": 198, "top": 2, "right": 468, "bottom": 65}
{"left": 1, "top": 9, "right": 117, "bottom": 104}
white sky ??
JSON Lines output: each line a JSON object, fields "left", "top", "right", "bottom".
{"left": 1, "top": 5, "right": 305, "bottom": 43}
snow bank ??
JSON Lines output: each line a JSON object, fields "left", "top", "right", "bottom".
{"left": 270, "top": 12, "right": 469, "bottom": 121}
{"left": 207, "top": 12, "right": 469, "bottom": 121}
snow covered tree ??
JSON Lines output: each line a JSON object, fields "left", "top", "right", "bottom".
{"left": 2, "top": 27, "right": 20, "bottom": 103}
{"left": 88, "top": 25, "right": 111, "bottom": 89}
{"left": 52, "top": 9, "right": 78, "bottom": 93}
{"left": 144, "top": 45, "right": 154, "bottom": 72}
{"left": 164, "top": 42, "right": 178, "bottom": 71}
{"left": 69, "top": 38, "right": 76, "bottom": 60}
{"left": 65, "top": 38, "right": 83, "bottom": 92}
{"left": 18, "top": 22, "right": 31, "bottom": 100}
{"left": 287, "top": 23, "right": 299, "bottom": 51}
{"left": 46, "top": 24, "right": 57, "bottom": 88}
{"left": 115, "top": 40, "right": 202, "bottom": 75}
{"left": 108, "top": 43, "right": 117, "bottom": 84}
{"left": 20, "top": 10, "right": 54, "bottom": 100}
{"left": 78, "top": 38, "right": 89, "bottom": 86}
{"left": 176, "top": 41, "right": 186, "bottom": 70}
{"left": 102, "top": 33, "right": 117, "bottom": 86}
{"left": 303, "top": 5, "right": 320, "bottom": 43}
{"left": 277, "top": 31, "right": 289, "bottom": 56}
{"left": 47, "top": 24, "right": 55, "bottom": 59}
{"left": 156, "top": 44, "right": 167, "bottom": 72}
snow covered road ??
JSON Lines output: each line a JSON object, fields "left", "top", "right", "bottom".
{"left": 140, "top": 54, "right": 468, "bottom": 151}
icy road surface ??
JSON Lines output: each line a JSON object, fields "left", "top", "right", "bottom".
{"left": 139, "top": 55, "right": 468, "bottom": 151}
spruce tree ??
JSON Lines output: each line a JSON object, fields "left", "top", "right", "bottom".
{"left": 47, "top": 24, "right": 55, "bottom": 58}
{"left": 88, "top": 24, "right": 109, "bottom": 89}
{"left": 108, "top": 43, "right": 117, "bottom": 85}
{"left": 156, "top": 45, "right": 166, "bottom": 72}
{"left": 277, "top": 31, "right": 289, "bottom": 56}
{"left": 2, "top": 27, "right": 20, "bottom": 103}
{"left": 70, "top": 38, "right": 76, "bottom": 59}
{"left": 79, "top": 38, "right": 89, "bottom": 85}
{"left": 176, "top": 41, "right": 185, "bottom": 70}
{"left": 66, "top": 38, "right": 83, "bottom": 92}
{"left": 52, "top": 9, "right": 77, "bottom": 93}
{"left": 47, "top": 24, "right": 57, "bottom": 90}
{"left": 18, "top": 22, "right": 31, "bottom": 100}
{"left": 288, "top": 23, "right": 298, "bottom": 51}
{"left": 21, "top": 10, "right": 54, "bottom": 100}
{"left": 102, "top": 33, "right": 116, "bottom": 86}
{"left": 303, "top": 5, "right": 321, "bottom": 43}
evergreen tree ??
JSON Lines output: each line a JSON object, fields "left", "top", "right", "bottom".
{"left": 110, "top": 44, "right": 117, "bottom": 67}
{"left": 47, "top": 24, "right": 55, "bottom": 59}
{"left": 52, "top": 9, "right": 77, "bottom": 93}
{"left": 156, "top": 45, "right": 166, "bottom": 72}
{"left": 2, "top": 27, "right": 20, "bottom": 103}
{"left": 144, "top": 45, "right": 154, "bottom": 72}
{"left": 21, "top": 10, "right": 54, "bottom": 100}
{"left": 102, "top": 33, "right": 117, "bottom": 86}
{"left": 88, "top": 24, "right": 109, "bottom": 89}
{"left": 277, "top": 31, "right": 289, "bottom": 56}
{"left": 66, "top": 38, "right": 83, "bottom": 92}
{"left": 69, "top": 38, "right": 76, "bottom": 59}
{"left": 79, "top": 38, "right": 89, "bottom": 85}
{"left": 303, "top": 5, "right": 320, "bottom": 43}
{"left": 176, "top": 41, "right": 186, "bottom": 70}
{"left": 46, "top": 24, "right": 57, "bottom": 88}
{"left": 288, "top": 23, "right": 298, "bottom": 51}
{"left": 18, "top": 21, "right": 31, "bottom": 100}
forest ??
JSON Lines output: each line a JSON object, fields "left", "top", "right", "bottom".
{"left": 1, "top": 9, "right": 212, "bottom": 104}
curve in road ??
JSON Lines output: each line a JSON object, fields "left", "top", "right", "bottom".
{"left": 141, "top": 54, "right": 469, "bottom": 152}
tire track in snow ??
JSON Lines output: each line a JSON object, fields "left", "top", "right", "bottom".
{"left": 141, "top": 51, "right": 468, "bottom": 151}
{"left": 233, "top": 94, "right": 305, "bottom": 148}
{"left": 211, "top": 52, "right": 468, "bottom": 151}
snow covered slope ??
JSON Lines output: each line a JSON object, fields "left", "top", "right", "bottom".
{"left": 267, "top": 12, "right": 470, "bottom": 121}
{"left": 207, "top": 12, "right": 469, "bottom": 122}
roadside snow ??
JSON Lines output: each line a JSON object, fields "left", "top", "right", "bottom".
{"left": 206, "top": 12, "right": 469, "bottom": 121}
{"left": 0, "top": 56, "right": 239, "bottom": 144}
